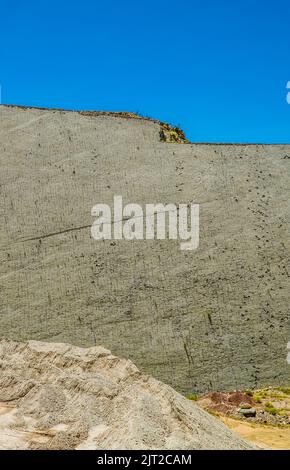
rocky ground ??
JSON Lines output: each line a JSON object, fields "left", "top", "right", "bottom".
{"left": 195, "top": 388, "right": 290, "bottom": 425}
{"left": 193, "top": 388, "right": 290, "bottom": 449}
{"left": 0, "top": 339, "right": 254, "bottom": 450}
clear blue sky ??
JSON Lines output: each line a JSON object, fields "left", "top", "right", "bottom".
{"left": 1, "top": 0, "right": 290, "bottom": 142}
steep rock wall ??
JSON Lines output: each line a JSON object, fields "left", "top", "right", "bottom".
{"left": 0, "top": 105, "right": 289, "bottom": 393}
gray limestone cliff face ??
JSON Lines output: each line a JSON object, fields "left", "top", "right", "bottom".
{"left": 0, "top": 105, "right": 289, "bottom": 393}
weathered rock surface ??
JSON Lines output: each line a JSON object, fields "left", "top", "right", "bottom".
{"left": 0, "top": 105, "right": 289, "bottom": 393}
{"left": 0, "top": 340, "right": 254, "bottom": 450}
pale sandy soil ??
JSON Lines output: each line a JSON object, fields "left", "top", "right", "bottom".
{"left": 220, "top": 416, "right": 290, "bottom": 450}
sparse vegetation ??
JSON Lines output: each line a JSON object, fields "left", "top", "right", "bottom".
{"left": 265, "top": 406, "right": 278, "bottom": 416}
{"left": 187, "top": 393, "right": 198, "bottom": 401}
{"left": 253, "top": 390, "right": 268, "bottom": 402}
{"left": 196, "top": 387, "right": 290, "bottom": 427}
{"left": 277, "top": 387, "right": 290, "bottom": 395}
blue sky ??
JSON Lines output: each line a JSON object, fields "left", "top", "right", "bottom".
{"left": 1, "top": 0, "right": 290, "bottom": 142}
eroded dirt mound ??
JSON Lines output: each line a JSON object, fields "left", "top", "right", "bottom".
{"left": 0, "top": 340, "right": 253, "bottom": 450}
{"left": 198, "top": 391, "right": 255, "bottom": 414}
